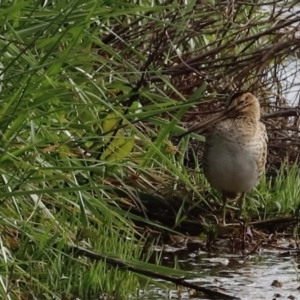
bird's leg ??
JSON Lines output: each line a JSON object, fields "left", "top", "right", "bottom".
{"left": 222, "top": 192, "right": 228, "bottom": 226}
{"left": 237, "top": 192, "right": 246, "bottom": 218}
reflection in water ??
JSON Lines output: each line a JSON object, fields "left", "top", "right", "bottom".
{"left": 140, "top": 5, "right": 300, "bottom": 299}
{"left": 138, "top": 250, "right": 300, "bottom": 300}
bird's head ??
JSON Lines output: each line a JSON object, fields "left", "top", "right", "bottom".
{"left": 225, "top": 92, "right": 261, "bottom": 119}
{"left": 177, "top": 92, "right": 261, "bottom": 138}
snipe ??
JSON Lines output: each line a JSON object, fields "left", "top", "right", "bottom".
{"left": 179, "top": 92, "right": 268, "bottom": 225}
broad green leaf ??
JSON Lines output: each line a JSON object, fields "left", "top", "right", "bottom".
{"left": 102, "top": 108, "right": 125, "bottom": 136}
{"left": 101, "top": 131, "right": 135, "bottom": 163}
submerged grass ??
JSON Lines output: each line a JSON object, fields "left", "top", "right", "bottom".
{"left": 0, "top": 0, "right": 299, "bottom": 298}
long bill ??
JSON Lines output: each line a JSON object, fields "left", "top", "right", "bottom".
{"left": 177, "top": 109, "right": 230, "bottom": 138}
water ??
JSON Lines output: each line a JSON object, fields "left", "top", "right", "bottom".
{"left": 138, "top": 240, "right": 300, "bottom": 300}
{"left": 141, "top": 3, "right": 300, "bottom": 299}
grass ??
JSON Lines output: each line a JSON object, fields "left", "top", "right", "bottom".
{"left": 255, "top": 162, "right": 300, "bottom": 218}
{"left": 178, "top": 136, "right": 300, "bottom": 222}
{"left": 0, "top": 0, "right": 299, "bottom": 299}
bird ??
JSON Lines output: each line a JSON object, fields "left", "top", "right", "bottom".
{"left": 178, "top": 92, "right": 268, "bottom": 225}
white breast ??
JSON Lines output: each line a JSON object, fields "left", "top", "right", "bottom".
{"left": 203, "top": 121, "right": 264, "bottom": 193}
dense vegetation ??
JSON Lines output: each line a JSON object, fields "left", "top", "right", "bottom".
{"left": 1, "top": 0, "right": 300, "bottom": 298}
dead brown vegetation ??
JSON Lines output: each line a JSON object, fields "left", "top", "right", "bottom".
{"left": 101, "top": 0, "right": 300, "bottom": 170}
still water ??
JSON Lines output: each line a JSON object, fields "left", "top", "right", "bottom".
{"left": 138, "top": 241, "right": 300, "bottom": 300}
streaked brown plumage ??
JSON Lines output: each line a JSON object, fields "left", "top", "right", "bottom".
{"left": 180, "top": 92, "right": 268, "bottom": 225}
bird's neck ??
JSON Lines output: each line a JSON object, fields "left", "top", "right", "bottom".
{"left": 240, "top": 108, "right": 261, "bottom": 121}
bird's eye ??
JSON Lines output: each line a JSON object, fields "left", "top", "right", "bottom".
{"left": 241, "top": 97, "right": 248, "bottom": 104}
